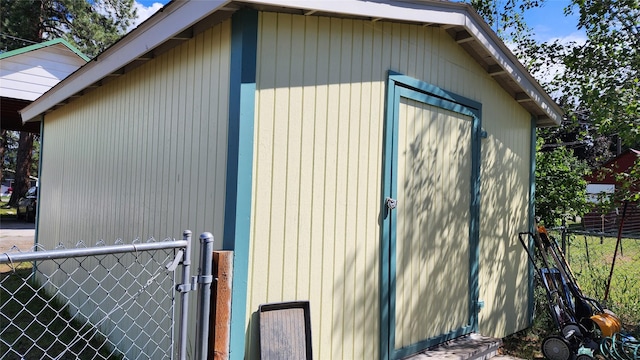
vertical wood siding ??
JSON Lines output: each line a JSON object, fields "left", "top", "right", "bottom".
{"left": 40, "top": 20, "right": 230, "bottom": 248}
{"left": 395, "top": 99, "right": 472, "bottom": 348}
{"left": 251, "top": 13, "right": 385, "bottom": 360}
{"left": 37, "top": 21, "right": 232, "bottom": 357}
{"left": 31, "top": 9, "right": 535, "bottom": 359}
{"left": 248, "top": 12, "right": 531, "bottom": 359}
{"left": 477, "top": 92, "right": 532, "bottom": 337}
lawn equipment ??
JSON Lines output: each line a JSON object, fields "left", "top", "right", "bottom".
{"left": 518, "top": 226, "right": 621, "bottom": 360}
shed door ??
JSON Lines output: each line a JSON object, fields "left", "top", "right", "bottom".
{"left": 381, "top": 73, "right": 480, "bottom": 360}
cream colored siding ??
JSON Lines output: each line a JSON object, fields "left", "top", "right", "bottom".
{"left": 248, "top": 12, "right": 531, "bottom": 358}
{"left": 37, "top": 21, "right": 231, "bottom": 358}
{"left": 39, "top": 21, "right": 230, "bottom": 248}
{"left": 478, "top": 93, "right": 532, "bottom": 337}
{"left": 395, "top": 100, "right": 472, "bottom": 347}
{"left": 251, "top": 13, "right": 385, "bottom": 360}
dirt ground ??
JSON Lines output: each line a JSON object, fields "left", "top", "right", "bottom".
{"left": 0, "top": 219, "right": 35, "bottom": 251}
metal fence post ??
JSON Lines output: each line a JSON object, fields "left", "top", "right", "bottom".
{"left": 195, "top": 232, "right": 214, "bottom": 360}
{"left": 178, "top": 230, "right": 192, "bottom": 360}
{"left": 561, "top": 216, "right": 567, "bottom": 255}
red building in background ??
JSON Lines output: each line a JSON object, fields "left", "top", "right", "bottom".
{"left": 583, "top": 149, "right": 640, "bottom": 236}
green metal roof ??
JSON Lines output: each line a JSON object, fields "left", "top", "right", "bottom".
{"left": 0, "top": 38, "right": 90, "bottom": 61}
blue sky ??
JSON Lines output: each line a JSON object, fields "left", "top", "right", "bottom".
{"left": 131, "top": 0, "right": 165, "bottom": 27}
{"left": 524, "top": 0, "right": 586, "bottom": 43}
{"left": 133, "top": 0, "right": 586, "bottom": 44}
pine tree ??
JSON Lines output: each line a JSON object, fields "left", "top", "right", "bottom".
{"left": 1, "top": 0, "right": 137, "bottom": 206}
{"left": 1, "top": 0, "right": 137, "bottom": 57}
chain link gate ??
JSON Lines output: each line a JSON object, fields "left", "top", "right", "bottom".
{"left": 0, "top": 230, "right": 213, "bottom": 360}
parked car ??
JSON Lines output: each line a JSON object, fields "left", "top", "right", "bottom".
{"left": 16, "top": 186, "right": 38, "bottom": 222}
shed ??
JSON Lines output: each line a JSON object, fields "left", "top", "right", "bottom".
{"left": 21, "top": 1, "right": 563, "bottom": 359}
{"left": 1, "top": 38, "right": 89, "bottom": 133}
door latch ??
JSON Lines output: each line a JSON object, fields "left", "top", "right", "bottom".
{"left": 385, "top": 197, "right": 398, "bottom": 210}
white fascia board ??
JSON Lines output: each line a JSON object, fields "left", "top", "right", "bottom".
{"left": 245, "top": 0, "right": 468, "bottom": 26}
{"left": 21, "top": 0, "right": 230, "bottom": 123}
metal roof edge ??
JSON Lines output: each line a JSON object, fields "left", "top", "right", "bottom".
{"left": 0, "top": 38, "right": 90, "bottom": 62}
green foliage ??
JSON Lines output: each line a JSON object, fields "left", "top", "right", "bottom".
{"left": 0, "top": 0, "right": 137, "bottom": 57}
{"left": 0, "top": 196, "right": 17, "bottom": 217}
{"left": 535, "top": 138, "right": 591, "bottom": 226}
{"left": 468, "top": 0, "right": 543, "bottom": 35}
{"left": 0, "top": 1, "right": 40, "bottom": 49}
{"left": 614, "top": 158, "right": 640, "bottom": 203}
{"left": 470, "top": 1, "right": 640, "bottom": 217}
{"left": 537, "top": 0, "right": 640, "bottom": 147}
{"left": 468, "top": 0, "right": 640, "bottom": 229}
{"left": 1, "top": 131, "right": 19, "bottom": 170}
{"left": 559, "top": 0, "right": 640, "bottom": 148}
{"left": 468, "top": 0, "right": 544, "bottom": 64}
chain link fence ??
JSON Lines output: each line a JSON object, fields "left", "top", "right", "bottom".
{"left": 0, "top": 231, "right": 212, "bottom": 360}
{"left": 580, "top": 201, "right": 640, "bottom": 240}
{"left": 545, "top": 202, "right": 640, "bottom": 327}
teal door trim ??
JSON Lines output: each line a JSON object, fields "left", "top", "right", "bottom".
{"left": 380, "top": 71, "right": 482, "bottom": 360}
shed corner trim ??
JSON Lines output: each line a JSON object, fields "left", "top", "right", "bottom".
{"left": 224, "top": 8, "right": 259, "bottom": 360}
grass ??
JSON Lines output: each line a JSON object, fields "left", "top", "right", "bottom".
{"left": 0, "top": 259, "right": 32, "bottom": 274}
{"left": 0, "top": 268, "right": 123, "bottom": 360}
{"left": 566, "top": 233, "right": 640, "bottom": 327}
{"left": 502, "top": 231, "right": 640, "bottom": 358}
{"left": 1, "top": 195, "right": 17, "bottom": 218}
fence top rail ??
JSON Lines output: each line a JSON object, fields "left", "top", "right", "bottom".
{"left": 566, "top": 230, "right": 640, "bottom": 240}
{"left": 0, "top": 240, "right": 189, "bottom": 264}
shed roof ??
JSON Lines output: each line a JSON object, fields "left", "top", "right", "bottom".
{"left": 20, "top": 0, "right": 563, "bottom": 126}
{"left": 0, "top": 38, "right": 90, "bottom": 62}
{"left": 1, "top": 38, "right": 88, "bottom": 133}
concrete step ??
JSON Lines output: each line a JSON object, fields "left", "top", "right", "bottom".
{"left": 402, "top": 333, "right": 504, "bottom": 360}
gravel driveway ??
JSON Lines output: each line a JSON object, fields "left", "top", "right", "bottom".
{"left": 0, "top": 218, "right": 35, "bottom": 252}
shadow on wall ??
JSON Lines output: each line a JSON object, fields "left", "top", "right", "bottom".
{"left": 391, "top": 109, "right": 474, "bottom": 346}
{"left": 479, "top": 137, "right": 530, "bottom": 335}
{"left": 242, "top": 107, "right": 530, "bottom": 360}
{"left": 245, "top": 312, "right": 260, "bottom": 359}
{"left": 328, "top": 109, "right": 474, "bottom": 356}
